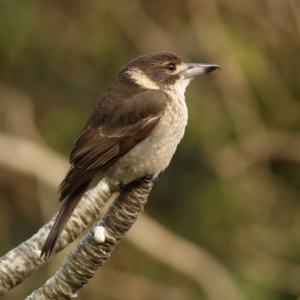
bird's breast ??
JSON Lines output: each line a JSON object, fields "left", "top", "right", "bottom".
{"left": 106, "top": 95, "right": 188, "bottom": 184}
{"left": 154, "top": 95, "right": 188, "bottom": 149}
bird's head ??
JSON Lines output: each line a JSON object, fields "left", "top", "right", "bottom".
{"left": 119, "top": 51, "right": 219, "bottom": 94}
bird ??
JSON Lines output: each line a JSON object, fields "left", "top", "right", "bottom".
{"left": 41, "top": 51, "right": 219, "bottom": 258}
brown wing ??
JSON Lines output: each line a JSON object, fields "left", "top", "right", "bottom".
{"left": 41, "top": 89, "right": 170, "bottom": 258}
{"left": 58, "top": 89, "right": 170, "bottom": 200}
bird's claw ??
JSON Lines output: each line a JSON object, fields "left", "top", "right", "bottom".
{"left": 117, "top": 182, "right": 126, "bottom": 193}
{"left": 138, "top": 174, "right": 154, "bottom": 183}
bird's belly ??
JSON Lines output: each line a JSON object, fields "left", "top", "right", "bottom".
{"left": 106, "top": 102, "right": 188, "bottom": 184}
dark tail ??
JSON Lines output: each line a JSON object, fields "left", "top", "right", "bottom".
{"left": 41, "top": 181, "right": 90, "bottom": 258}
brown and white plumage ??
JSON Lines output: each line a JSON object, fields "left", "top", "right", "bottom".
{"left": 41, "top": 52, "right": 219, "bottom": 258}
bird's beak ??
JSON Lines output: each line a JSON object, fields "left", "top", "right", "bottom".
{"left": 183, "top": 63, "right": 220, "bottom": 79}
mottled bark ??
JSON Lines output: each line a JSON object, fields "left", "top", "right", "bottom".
{"left": 0, "top": 178, "right": 116, "bottom": 296}
{"left": 27, "top": 180, "right": 152, "bottom": 299}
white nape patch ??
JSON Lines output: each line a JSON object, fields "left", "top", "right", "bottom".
{"left": 126, "top": 68, "right": 160, "bottom": 90}
{"left": 94, "top": 226, "right": 106, "bottom": 244}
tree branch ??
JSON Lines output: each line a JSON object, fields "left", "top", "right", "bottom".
{"left": 26, "top": 180, "right": 152, "bottom": 299}
{"left": 0, "top": 178, "right": 116, "bottom": 296}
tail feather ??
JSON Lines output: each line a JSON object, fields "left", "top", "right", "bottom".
{"left": 41, "top": 181, "right": 90, "bottom": 258}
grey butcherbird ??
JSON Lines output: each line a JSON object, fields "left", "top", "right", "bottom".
{"left": 41, "top": 51, "right": 220, "bottom": 258}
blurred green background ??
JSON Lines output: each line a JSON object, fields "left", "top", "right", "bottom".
{"left": 1, "top": 0, "right": 300, "bottom": 299}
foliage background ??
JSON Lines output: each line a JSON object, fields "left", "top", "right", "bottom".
{"left": 1, "top": 0, "right": 300, "bottom": 299}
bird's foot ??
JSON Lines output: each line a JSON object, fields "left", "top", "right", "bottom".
{"left": 138, "top": 174, "right": 154, "bottom": 183}
{"left": 117, "top": 175, "right": 154, "bottom": 193}
{"left": 117, "top": 182, "right": 126, "bottom": 193}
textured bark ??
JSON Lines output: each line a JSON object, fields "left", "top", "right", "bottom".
{"left": 27, "top": 180, "right": 152, "bottom": 299}
{"left": 0, "top": 178, "right": 116, "bottom": 296}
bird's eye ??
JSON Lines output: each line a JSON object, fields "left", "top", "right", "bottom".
{"left": 166, "top": 63, "right": 176, "bottom": 71}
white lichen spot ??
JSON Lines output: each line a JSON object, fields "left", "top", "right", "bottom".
{"left": 94, "top": 226, "right": 106, "bottom": 244}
